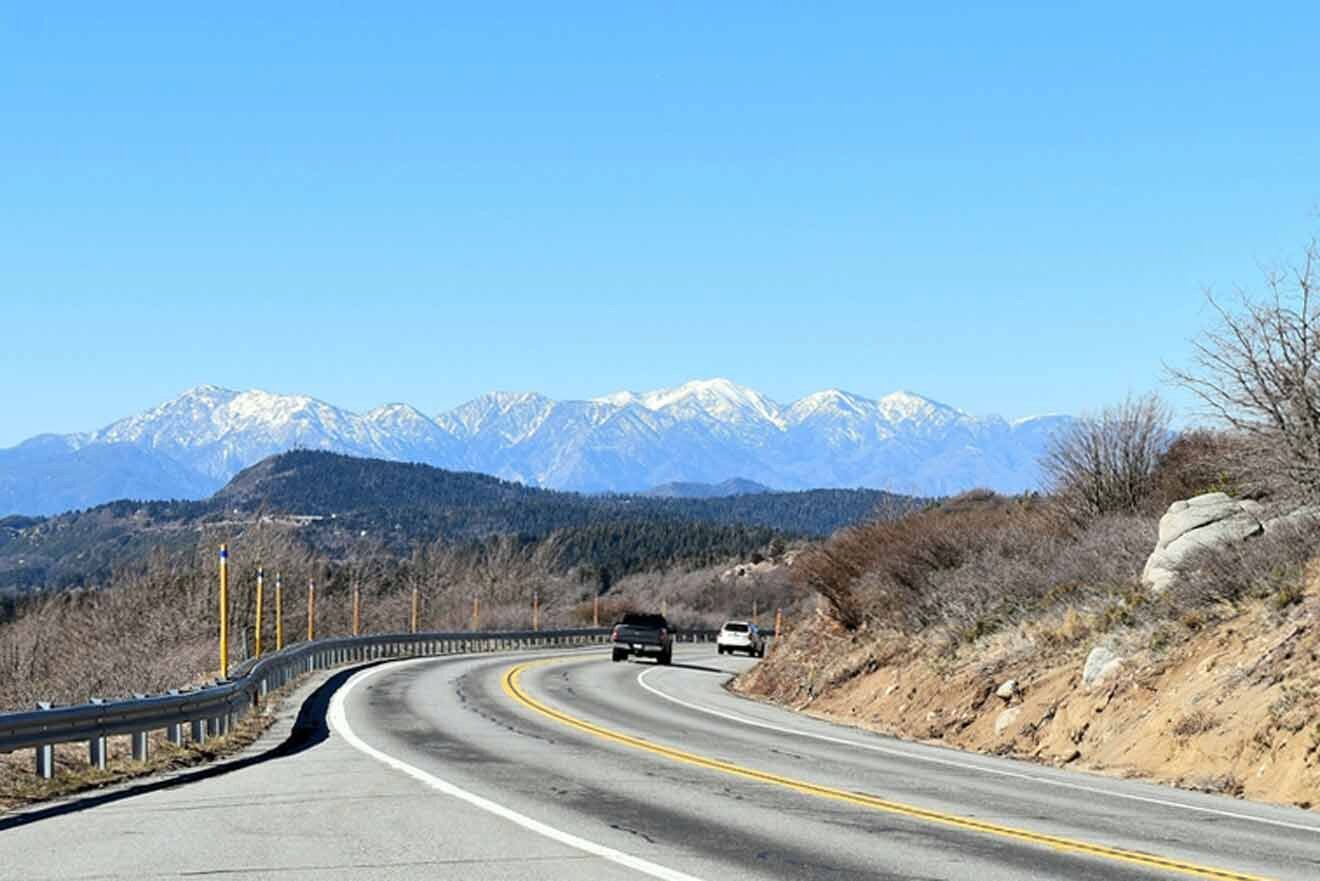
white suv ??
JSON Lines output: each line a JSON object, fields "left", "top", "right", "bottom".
{"left": 717, "top": 620, "right": 765, "bottom": 657}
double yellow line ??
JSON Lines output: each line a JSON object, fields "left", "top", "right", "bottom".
{"left": 501, "top": 659, "right": 1278, "bottom": 881}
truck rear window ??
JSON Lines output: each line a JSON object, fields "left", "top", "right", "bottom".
{"left": 723, "top": 623, "right": 749, "bottom": 632}
{"left": 620, "top": 612, "right": 667, "bottom": 627}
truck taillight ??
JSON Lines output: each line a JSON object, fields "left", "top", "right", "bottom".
{"left": 611, "top": 626, "right": 620, "bottom": 640}
{"left": 659, "top": 628, "right": 668, "bottom": 641}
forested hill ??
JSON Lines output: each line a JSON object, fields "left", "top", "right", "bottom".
{"left": 215, "top": 450, "right": 918, "bottom": 537}
{"left": 0, "top": 451, "right": 922, "bottom": 592}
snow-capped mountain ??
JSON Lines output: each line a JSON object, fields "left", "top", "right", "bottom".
{"left": 0, "top": 380, "right": 1073, "bottom": 515}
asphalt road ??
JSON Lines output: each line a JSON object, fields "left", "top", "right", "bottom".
{"left": 4, "top": 644, "right": 1320, "bottom": 880}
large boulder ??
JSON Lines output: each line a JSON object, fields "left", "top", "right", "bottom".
{"left": 1141, "top": 493, "right": 1264, "bottom": 594}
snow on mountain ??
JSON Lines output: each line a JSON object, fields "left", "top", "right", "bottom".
{"left": 92, "top": 387, "right": 398, "bottom": 481}
{"left": 636, "top": 378, "right": 788, "bottom": 430}
{"left": 364, "top": 403, "right": 462, "bottom": 464}
{"left": 434, "top": 392, "right": 555, "bottom": 442}
{"left": 0, "top": 380, "right": 1074, "bottom": 515}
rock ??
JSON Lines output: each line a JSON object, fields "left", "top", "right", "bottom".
{"left": 1142, "top": 493, "right": 1265, "bottom": 594}
{"left": 996, "top": 679, "right": 1019, "bottom": 701}
{"left": 1264, "top": 506, "right": 1320, "bottom": 534}
{"left": 995, "top": 707, "right": 1022, "bottom": 737}
{"left": 1083, "top": 645, "right": 1123, "bottom": 689}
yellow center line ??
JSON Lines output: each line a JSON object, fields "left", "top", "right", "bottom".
{"left": 501, "top": 658, "right": 1280, "bottom": 881}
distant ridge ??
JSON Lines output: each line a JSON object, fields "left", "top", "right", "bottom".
{"left": 641, "top": 478, "right": 773, "bottom": 499}
{"left": 0, "top": 378, "right": 1071, "bottom": 516}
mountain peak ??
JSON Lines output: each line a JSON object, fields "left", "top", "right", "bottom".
{"left": 789, "top": 388, "right": 870, "bottom": 415}
{"left": 436, "top": 391, "right": 554, "bottom": 441}
{"left": 876, "top": 390, "right": 961, "bottom": 420}
{"left": 635, "top": 378, "right": 786, "bottom": 427}
{"left": 180, "top": 383, "right": 237, "bottom": 397}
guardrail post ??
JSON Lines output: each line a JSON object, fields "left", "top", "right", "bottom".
{"left": 191, "top": 719, "right": 206, "bottom": 743}
{"left": 35, "top": 743, "right": 54, "bottom": 778}
{"left": 168, "top": 722, "right": 183, "bottom": 746}
{"left": 34, "top": 706, "right": 55, "bottom": 778}
{"left": 131, "top": 731, "right": 149, "bottom": 762}
{"left": 88, "top": 698, "right": 107, "bottom": 769}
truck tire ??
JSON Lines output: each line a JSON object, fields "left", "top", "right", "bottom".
{"left": 660, "top": 648, "right": 672, "bottom": 666}
{"left": 612, "top": 648, "right": 626, "bottom": 662}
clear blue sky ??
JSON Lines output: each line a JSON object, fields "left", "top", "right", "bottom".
{"left": 4, "top": 3, "right": 1319, "bottom": 446}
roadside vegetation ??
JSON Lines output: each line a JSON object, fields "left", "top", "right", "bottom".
{"left": 0, "top": 522, "right": 803, "bottom": 711}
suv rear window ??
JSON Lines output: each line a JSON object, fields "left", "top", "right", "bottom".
{"left": 620, "top": 612, "right": 667, "bottom": 627}
{"left": 723, "top": 623, "right": 749, "bottom": 632}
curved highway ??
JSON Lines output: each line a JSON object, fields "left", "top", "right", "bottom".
{"left": 4, "top": 644, "right": 1320, "bottom": 880}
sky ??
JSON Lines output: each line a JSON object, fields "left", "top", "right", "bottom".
{"left": 3, "top": 3, "right": 1319, "bottom": 446}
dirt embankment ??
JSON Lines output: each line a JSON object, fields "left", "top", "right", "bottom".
{"left": 736, "top": 582, "right": 1320, "bottom": 809}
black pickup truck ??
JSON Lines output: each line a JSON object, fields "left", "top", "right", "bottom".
{"left": 611, "top": 612, "right": 673, "bottom": 664}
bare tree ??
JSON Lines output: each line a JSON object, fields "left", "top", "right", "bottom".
{"left": 1167, "top": 241, "right": 1320, "bottom": 499}
{"left": 1042, "top": 393, "right": 1171, "bottom": 524}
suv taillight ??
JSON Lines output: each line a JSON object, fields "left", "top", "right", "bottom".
{"left": 659, "top": 628, "right": 668, "bottom": 641}
{"left": 611, "top": 626, "right": 620, "bottom": 640}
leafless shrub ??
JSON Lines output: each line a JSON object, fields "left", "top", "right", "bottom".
{"left": 1168, "top": 241, "right": 1320, "bottom": 501}
{"left": 1164, "top": 515, "right": 1320, "bottom": 611}
{"left": 608, "top": 559, "right": 804, "bottom": 631}
{"left": 1173, "top": 709, "right": 1219, "bottom": 737}
{"left": 1042, "top": 394, "right": 1172, "bottom": 525}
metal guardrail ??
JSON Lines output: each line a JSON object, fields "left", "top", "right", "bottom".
{"left": 0, "top": 627, "right": 720, "bottom": 780}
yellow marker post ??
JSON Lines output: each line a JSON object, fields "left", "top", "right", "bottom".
{"left": 472, "top": 596, "right": 480, "bottom": 631}
{"left": 593, "top": 595, "right": 599, "bottom": 627}
{"left": 774, "top": 607, "right": 783, "bottom": 640}
{"left": 533, "top": 592, "right": 540, "bottom": 631}
{"left": 307, "top": 578, "right": 316, "bottom": 642}
{"left": 254, "top": 567, "right": 264, "bottom": 658}
{"left": 274, "top": 572, "right": 284, "bottom": 651}
{"left": 352, "top": 585, "right": 361, "bottom": 637}
{"left": 218, "top": 545, "right": 230, "bottom": 679}
{"left": 752, "top": 598, "right": 758, "bottom": 625}
{"left": 411, "top": 587, "right": 419, "bottom": 634}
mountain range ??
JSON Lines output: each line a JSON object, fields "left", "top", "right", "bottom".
{"left": 0, "top": 379, "right": 1070, "bottom": 516}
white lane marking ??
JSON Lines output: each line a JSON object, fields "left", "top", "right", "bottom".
{"left": 329, "top": 659, "right": 710, "bottom": 881}
{"left": 637, "top": 664, "right": 1320, "bottom": 834}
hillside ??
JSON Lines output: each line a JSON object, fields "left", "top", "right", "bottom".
{"left": 0, "top": 450, "right": 920, "bottom": 591}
